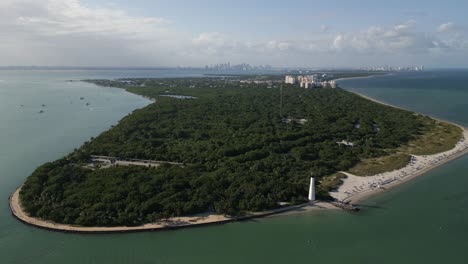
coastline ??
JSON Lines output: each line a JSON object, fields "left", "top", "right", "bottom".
{"left": 331, "top": 134, "right": 468, "bottom": 205}
{"left": 9, "top": 74, "right": 468, "bottom": 233}
{"left": 333, "top": 73, "right": 393, "bottom": 83}
{"left": 331, "top": 81, "right": 468, "bottom": 204}
{"left": 9, "top": 186, "right": 336, "bottom": 234}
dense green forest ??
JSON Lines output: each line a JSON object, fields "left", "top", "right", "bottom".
{"left": 20, "top": 77, "right": 431, "bottom": 226}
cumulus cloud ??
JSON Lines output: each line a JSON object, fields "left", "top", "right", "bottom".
{"left": 0, "top": 0, "right": 178, "bottom": 66}
{"left": 432, "top": 22, "right": 468, "bottom": 52}
{"left": 320, "top": 25, "right": 329, "bottom": 33}
{"left": 264, "top": 41, "right": 293, "bottom": 51}
{"left": 437, "top": 22, "right": 455, "bottom": 33}
{"left": 191, "top": 32, "right": 237, "bottom": 55}
{"left": 0, "top": 1, "right": 467, "bottom": 67}
{"left": 190, "top": 33, "right": 294, "bottom": 57}
{"left": 329, "top": 21, "right": 438, "bottom": 54}
{"left": 15, "top": 1, "right": 169, "bottom": 38}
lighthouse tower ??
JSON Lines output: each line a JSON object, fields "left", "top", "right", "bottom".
{"left": 308, "top": 177, "right": 316, "bottom": 201}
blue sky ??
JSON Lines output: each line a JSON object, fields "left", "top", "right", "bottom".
{"left": 85, "top": 0, "right": 468, "bottom": 35}
{"left": 1, "top": 0, "right": 468, "bottom": 67}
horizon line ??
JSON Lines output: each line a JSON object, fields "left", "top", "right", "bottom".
{"left": 1, "top": 66, "right": 467, "bottom": 71}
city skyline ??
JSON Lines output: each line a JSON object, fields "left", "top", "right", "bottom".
{"left": 1, "top": 0, "right": 468, "bottom": 68}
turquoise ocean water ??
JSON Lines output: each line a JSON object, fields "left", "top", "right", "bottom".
{"left": 0, "top": 70, "right": 467, "bottom": 264}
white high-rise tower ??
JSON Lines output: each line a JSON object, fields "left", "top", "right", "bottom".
{"left": 308, "top": 177, "right": 316, "bottom": 201}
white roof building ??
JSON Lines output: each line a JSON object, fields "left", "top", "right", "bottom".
{"left": 285, "top": 75, "right": 296, "bottom": 84}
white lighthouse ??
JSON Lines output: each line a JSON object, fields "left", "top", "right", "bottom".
{"left": 308, "top": 177, "right": 316, "bottom": 201}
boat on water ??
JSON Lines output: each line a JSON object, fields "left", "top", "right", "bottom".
{"left": 39, "top": 110, "right": 44, "bottom": 114}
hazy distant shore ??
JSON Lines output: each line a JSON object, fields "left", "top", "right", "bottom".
{"left": 333, "top": 73, "right": 393, "bottom": 83}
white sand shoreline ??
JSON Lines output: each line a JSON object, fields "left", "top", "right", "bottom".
{"left": 333, "top": 73, "right": 393, "bottom": 83}
{"left": 9, "top": 186, "right": 336, "bottom": 233}
{"left": 331, "top": 77, "right": 468, "bottom": 204}
{"left": 332, "top": 130, "right": 468, "bottom": 204}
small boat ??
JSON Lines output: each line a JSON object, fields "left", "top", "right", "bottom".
{"left": 39, "top": 110, "right": 44, "bottom": 114}
{"left": 42, "top": 104, "right": 46, "bottom": 107}
{"left": 86, "top": 102, "right": 90, "bottom": 106}
{"left": 80, "top": 97, "right": 84, "bottom": 100}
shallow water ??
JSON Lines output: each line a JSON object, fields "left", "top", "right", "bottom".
{"left": 0, "top": 70, "right": 467, "bottom": 264}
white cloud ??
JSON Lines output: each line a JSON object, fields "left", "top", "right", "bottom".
{"left": 320, "top": 25, "right": 329, "bottom": 33}
{"left": 0, "top": 1, "right": 467, "bottom": 67}
{"left": 438, "top": 22, "right": 455, "bottom": 33}
{"left": 432, "top": 22, "right": 468, "bottom": 52}
{"left": 327, "top": 21, "right": 439, "bottom": 55}
{"left": 0, "top": 0, "right": 178, "bottom": 66}
{"left": 332, "top": 35, "right": 345, "bottom": 51}
{"left": 265, "top": 41, "right": 292, "bottom": 51}
{"left": 174, "top": 20, "right": 468, "bottom": 65}
{"left": 192, "top": 32, "right": 230, "bottom": 53}
{"left": 16, "top": 0, "right": 170, "bottom": 38}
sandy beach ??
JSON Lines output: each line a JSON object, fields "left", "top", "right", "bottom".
{"left": 331, "top": 129, "right": 468, "bottom": 203}
{"left": 333, "top": 73, "right": 393, "bottom": 83}
{"left": 9, "top": 186, "right": 335, "bottom": 233}
{"left": 330, "top": 89, "right": 468, "bottom": 204}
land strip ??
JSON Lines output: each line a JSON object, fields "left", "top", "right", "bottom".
{"left": 331, "top": 91, "right": 468, "bottom": 203}
{"left": 9, "top": 187, "right": 336, "bottom": 234}
{"left": 9, "top": 75, "right": 468, "bottom": 233}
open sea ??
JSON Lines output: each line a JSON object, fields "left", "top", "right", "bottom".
{"left": 0, "top": 69, "right": 467, "bottom": 264}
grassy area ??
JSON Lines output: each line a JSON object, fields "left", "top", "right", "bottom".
{"left": 399, "top": 118, "right": 463, "bottom": 155}
{"left": 347, "top": 117, "right": 463, "bottom": 177}
{"left": 348, "top": 153, "right": 411, "bottom": 176}
{"left": 318, "top": 173, "right": 347, "bottom": 197}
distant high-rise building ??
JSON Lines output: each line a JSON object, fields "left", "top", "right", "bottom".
{"left": 285, "top": 75, "right": 296, "bottom": 84}
{"left": 283, "top": 75, "right": 336, "bottom": 89}
{"left": 204, "top": 62, "right": 272, "bottom": 71}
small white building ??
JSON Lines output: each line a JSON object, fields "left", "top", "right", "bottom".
{"left": 298, "top": 119, "right": 308, "bottom": 125}
{"left": 283, "top": 75, "right": 335, "bottom": 89}
{"left": 285, "top": 75, "right": 296, "bottom": 84}
{"left": 300, "top": 80, "right": 306, "bottom": 88}
{"left": 337, "top": 140, "right": 355, "bottom": 147}
{"left": 298, "top": 75, "right": 317, "bottom": 89}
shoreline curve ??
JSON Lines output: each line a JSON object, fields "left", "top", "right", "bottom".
{"left": 9, "top": 186, "right": 336, "bottom": 234}
{"left": 335, "top": 79, "right": 468, "bottom": 204}
{"left": 341, "top": 141, "right": 468, "bottom": 204}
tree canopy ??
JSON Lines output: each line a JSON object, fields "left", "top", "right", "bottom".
{"left": 20, "top": 77, "right": 429, "bottom": 226}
